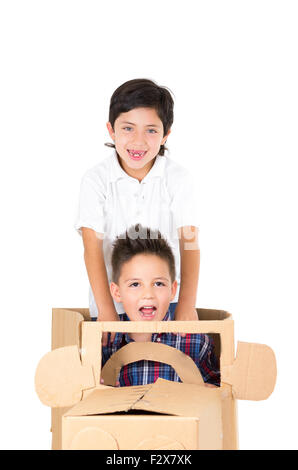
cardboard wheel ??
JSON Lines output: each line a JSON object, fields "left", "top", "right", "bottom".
{"left": 35, "top": 345, "right": 95, "bottom": 407}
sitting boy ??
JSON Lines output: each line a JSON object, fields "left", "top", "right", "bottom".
{"left": 102, "top": 226, "right": 220, "bottom": 387}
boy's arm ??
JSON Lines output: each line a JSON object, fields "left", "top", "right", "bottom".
{"left": 82, "top": 227, "right": 118, "bottom": 345}
{"left": 174, "top": 226, "right": 200, "bottom": 322}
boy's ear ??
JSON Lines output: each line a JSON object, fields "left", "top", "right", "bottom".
{"left": 110, "top": 282, "right": 122, "bottom": 303}
{"left": 106, "top": 122, "right": 115, "bottom": 141}
{"left": 161, "top": 128, "right": 171, "bottom": 145}
{"left": 170, "top": 280, "right": 178, "bottom": 301}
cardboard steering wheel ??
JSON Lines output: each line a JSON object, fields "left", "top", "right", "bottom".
{"left": 101, "top": 341, "right": 205, "bottom": 386}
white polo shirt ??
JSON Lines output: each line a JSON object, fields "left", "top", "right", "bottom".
{"left": 75, "top": 150, "right": 199, "bottom": 317}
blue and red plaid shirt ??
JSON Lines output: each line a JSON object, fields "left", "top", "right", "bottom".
{"left": 102, "top": 310, "right": 220, "bottom": 387}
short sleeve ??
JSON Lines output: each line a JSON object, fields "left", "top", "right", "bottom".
{"left": 170, "top": 171, "right": 200, "bottom": 229}
{"left": 74, "top": 172, "right": 106, "bottom": 235}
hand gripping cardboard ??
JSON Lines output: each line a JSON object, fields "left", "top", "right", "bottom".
{"left": 35, "top": 308, "right": 277, "bottom": 450}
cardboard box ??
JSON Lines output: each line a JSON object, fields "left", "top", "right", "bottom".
{"left": 35, "top": 308, "right": 276, "bottom": 450}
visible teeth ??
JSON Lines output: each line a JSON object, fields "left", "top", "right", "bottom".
{"left": 129, "top": 150, "right": 145, "bottom": 156}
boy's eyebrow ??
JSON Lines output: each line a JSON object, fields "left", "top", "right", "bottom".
{"left": 120, "top": 121, "right": 161, "bottom": 128}
{"left": 124, "top": 277, "right": 170, "bottom": 282}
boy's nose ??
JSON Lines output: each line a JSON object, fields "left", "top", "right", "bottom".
{"left": 142, "top": 288, "right": 154, "bottom": 299}
{"left": 132, "top": 131, "right": 146, "bottom": 145}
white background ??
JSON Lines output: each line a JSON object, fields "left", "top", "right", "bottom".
{"left": 0, "top": 0, "right": 297, "bottom": 450}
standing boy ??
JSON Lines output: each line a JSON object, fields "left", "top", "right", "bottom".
{"left": 75, "top": 79, "right": 200, "bottom": 346}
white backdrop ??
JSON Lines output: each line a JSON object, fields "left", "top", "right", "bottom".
{"left": 0, "top": 0, "right": 297, "bottom": 450}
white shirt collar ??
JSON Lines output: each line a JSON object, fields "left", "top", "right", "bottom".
{"left": 109, "top": 150, "right": 166, "bottom": 183}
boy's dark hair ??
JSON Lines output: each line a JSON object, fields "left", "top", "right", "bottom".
{"left": 112, "top": 225, "right": 176, "bottom": 283}
{"left": 105, "top": 78, "right": 174, "bottom": 156}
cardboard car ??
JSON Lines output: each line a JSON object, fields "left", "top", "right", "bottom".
{"left": 35, "top": 308, "right": 277, "bottom": 450}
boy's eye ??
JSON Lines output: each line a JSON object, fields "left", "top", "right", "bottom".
{"left": 122, "top": 127, "right": 157, "bottom": 133}
{"left": 129, "top": 282, "right": 139, "bottom": 287}
{"left": 155, "top": 281, "right": 165, "bottom": 287}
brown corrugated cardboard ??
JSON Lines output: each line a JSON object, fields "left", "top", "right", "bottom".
{"left": 61, "top": 378, "right": 223, "bottom": 450}
{"left": 221, "top": 341, "right": 277, "bottom": 400}
{"left": 62, "top": 416, "right": 200, "bottom": 450}
{"left": 35, "top": 307, "right": 277, "bottom": 450}
{"left": 35, "top": 345, "right": 95, "bottom": 408}
{"left": 50, "top": 308, "right": 88, "bottom": 448}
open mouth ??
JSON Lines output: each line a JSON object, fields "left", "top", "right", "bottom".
{"left": 139, "top": 305, "right": 156, "bottom": 319}
{"left": 127, "top": 149, "right": 147, "bottom": 161}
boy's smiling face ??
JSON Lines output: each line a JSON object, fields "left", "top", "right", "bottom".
{"left": 106, "top": 107, "right": 171, "bottom": 180}
{"left": 110, "top": 253, "right": 177, "bottom": 322}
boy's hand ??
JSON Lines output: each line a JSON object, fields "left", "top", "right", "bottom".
{"left": 97, "top": 307, "right": 119, "bottom": 346}
{"left": 173, "top": 304, "right": 198, "bottom": 337}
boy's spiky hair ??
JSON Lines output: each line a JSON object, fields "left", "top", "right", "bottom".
{"left": 106, "top": 78, "right": 174, "bottom": 156}
{"left": 111, "top": 225, "right": 176, "bottom": 283}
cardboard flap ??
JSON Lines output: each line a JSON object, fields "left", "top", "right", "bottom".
{"left": 65, "top": 384, "right": 152, "bottom": 416}
{"left": 133, "top": 378, "right": 222, "bottom": 417}
{"left": 221, "top": 341, "right": 277, "bottom": 400}
{"left": 133, "top": 379, "right": 224, "bottom": 451}
{"left": 66, "top": 378, "right": 221, "bottom": 419}
{"left": 101, "top": 342, "right": 205, "bottom": 386}
{"left": 35, "top": 346, "right": 95, "bottom": 407}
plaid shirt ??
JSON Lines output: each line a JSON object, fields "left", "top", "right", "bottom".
{"left": 102, "top": 311, "right": 220, "bottom": 387}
